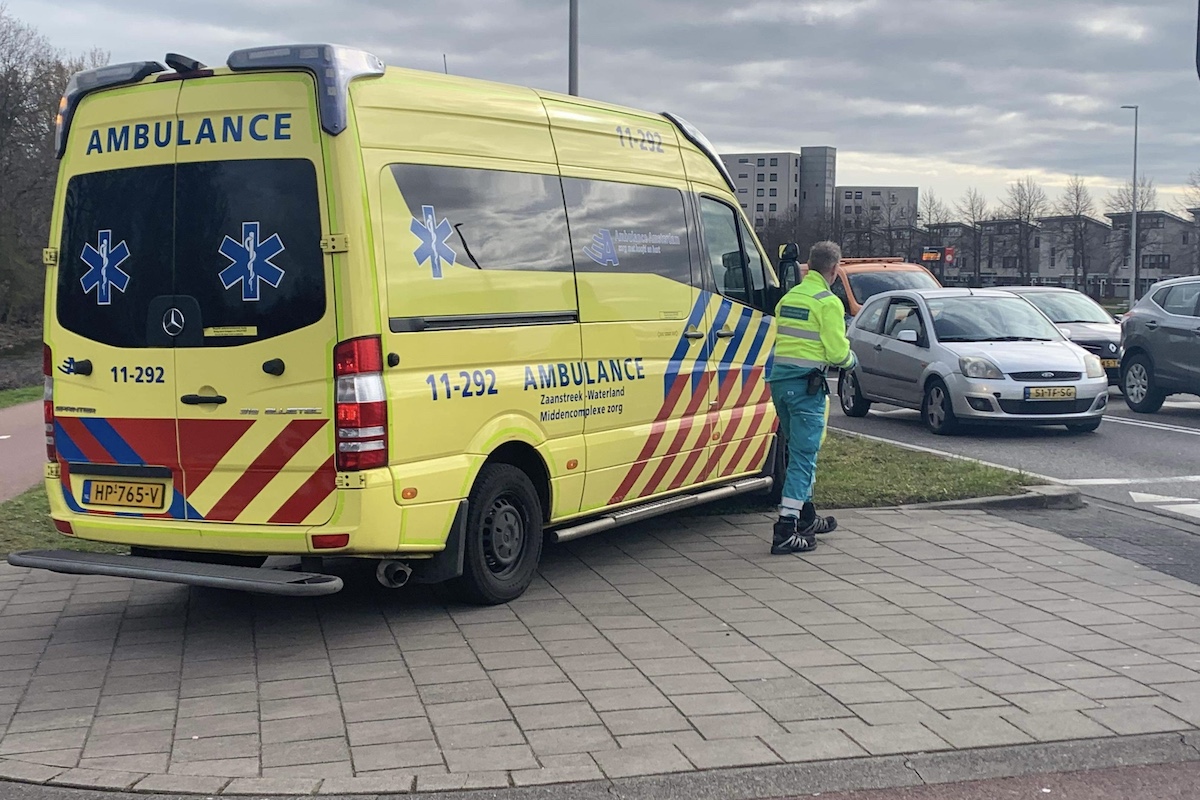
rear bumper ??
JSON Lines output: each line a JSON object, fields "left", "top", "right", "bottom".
{"left": 46, "top": 468, "right": 460, "bottom": 557}
{"left": 8, "top": 550, "right": 342, "bottom": 596}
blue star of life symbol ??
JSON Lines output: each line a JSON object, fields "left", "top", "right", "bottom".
{"left": 79, "top": 230, "right": 131, "bottom": 305}
{"left": 411, "top": 205, "right": 456, "bottom": 279}
{"left": 583, "top": 229, "right": 619, "bottom": 267}
{"left": 219, "top": 222, "right": 286, "bottom": 302}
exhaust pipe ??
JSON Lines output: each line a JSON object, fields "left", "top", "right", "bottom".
{"left": 375, "top": 560, "right": 412, "bottom": 589}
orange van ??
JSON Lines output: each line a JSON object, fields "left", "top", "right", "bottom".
{"left": 781, "top": 257, "right": 941, "bottom": 319}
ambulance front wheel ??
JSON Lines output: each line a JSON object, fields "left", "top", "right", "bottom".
{"left": 452, "top": 463, "right": 544, "bottom": 605}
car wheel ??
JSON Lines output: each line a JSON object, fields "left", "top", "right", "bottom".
{"left": 1122, "top": 355, "right": 1166, "bottom": 414}
{"left": 452, "top": 464, "right": 544, "bottom": 605}
{"left": 922, "top": 378, "right": 960, "bottom": 435}
{"left": 838, "top": 370, "right": 872, "bottom": 418}
{"left": 1066, "top": 419, "right": 1102, "bottom": 434}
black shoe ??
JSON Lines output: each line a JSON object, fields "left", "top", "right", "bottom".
{"left": 801, "top": 502, "right": 837, "bottom": 535}
{"left": 771, "top": 518, "right": 817, "bottom": 555}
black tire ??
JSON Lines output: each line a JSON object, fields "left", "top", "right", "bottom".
{"left": 1122, "top": 354, "right": 1166, "bottom": 414}
{"left": 838, "top": 370, "right": 872, "bottom": 417}
{"left": 1066, "top": 419, "right": 1102, "bottom": 434}
{"left": 451, "top": 464, "right": 544, "bottom": 605}
{"left": 921, "top": 378, "right": 960, "bottom": 435}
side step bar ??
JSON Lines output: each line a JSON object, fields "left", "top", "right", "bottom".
{"left": 552, "top": 476, "right": 772, "bottom": 543}
{"left": 7, "top": 550, "right": 343, "bottom": 597}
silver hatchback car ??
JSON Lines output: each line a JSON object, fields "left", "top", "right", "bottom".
{"left": 837, "top": 289, "right": 1109, "bottom": 434}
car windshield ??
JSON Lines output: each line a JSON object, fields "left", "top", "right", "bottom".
{"left": 1018, "top": 291, "right": 1112, "bottom": 324}
{"left": 848, "top": 270, "right": 938, "bottom": 303}
{"left": 927, "top": 296, "right": 1063, "bottom": 343}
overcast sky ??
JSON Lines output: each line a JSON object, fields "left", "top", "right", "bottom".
{"left": 10, "top": 0, "right": 1200, "bottom": 215}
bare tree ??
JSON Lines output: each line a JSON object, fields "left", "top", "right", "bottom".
{"left": 954, "top": 187, "right": 989, "bottom": 286}
{"left": 1105, "top": 174, "right": 1158, "bottom": 214}
{"left": 1184, "top": 168, "right": 1200, "bottom": 212}
{"left": 1184, "top": 169, "right": 1200, "bottom": 275}
{"left": 1000, "top": 176, "right": 1048, "bottom": 283}
{"left": 1055, "top": 174, "right": 1096, "bottom": 292}
{"left": 0, "top": 7, "right": 106, "bottom": 324}
{"left": 920, "top": 191, "right": 951, "bottom": 228}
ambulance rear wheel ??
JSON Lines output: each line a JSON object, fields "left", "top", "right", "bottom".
{"left": 453, "top": 464, "right": 544, "bottom": 605}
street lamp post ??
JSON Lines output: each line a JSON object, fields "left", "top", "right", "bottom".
{"left": 568, "top": 0, "right": 579, "bottom": 96}
{"left": 1121, "top": 104, "right": 1139, "bottom": 308}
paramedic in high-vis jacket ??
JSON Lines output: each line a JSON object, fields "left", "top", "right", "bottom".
{"left": 766, "top": 241, "right": 857, "bottom": 555}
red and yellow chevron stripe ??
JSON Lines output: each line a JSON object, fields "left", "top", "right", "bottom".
{"left": 609, "top": 291, "right": 776, "bottom": 505}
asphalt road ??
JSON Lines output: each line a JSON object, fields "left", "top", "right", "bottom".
{"left": 0, "top": 401, "right": 42, "bottom": 503}
{"left": 828, "top": 384, "right": 1200, "bottom": 526}
{"left": 806, "top": 760, "right": 1200, "bottom": 800}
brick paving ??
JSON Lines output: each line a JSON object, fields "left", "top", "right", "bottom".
{"left": 1, "top": 508, "right": 1200, "bottom": 794}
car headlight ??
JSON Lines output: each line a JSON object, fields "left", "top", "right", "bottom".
{"left": 959, "top": 357, "right": 1004, "bottom": 380}
{"left": 1084, "top": 354, "right": 1105, "bottom": 379}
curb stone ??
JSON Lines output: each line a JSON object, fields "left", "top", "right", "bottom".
{"left": 901, "top": 484, "right": 1084, "bottom": 512}
{"left": 0, "top": 732, "right": 1197, "bottom": 798}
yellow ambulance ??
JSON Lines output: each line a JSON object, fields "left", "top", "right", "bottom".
{"left": 13, "top": 44, "right": 785, "bottom": 604}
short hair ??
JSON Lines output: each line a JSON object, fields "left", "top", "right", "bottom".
{"left": 808, "top": 241, "right": 842, "bottom": 275}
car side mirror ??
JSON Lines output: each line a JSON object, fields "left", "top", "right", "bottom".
{"left": 897, "top": 330, "right": 919, "bottom": 344}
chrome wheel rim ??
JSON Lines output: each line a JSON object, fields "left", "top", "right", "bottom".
{"left": 1125, "top": 364, "right": 1148, "bottom": 404}
{"left": 840, "top": 373, "right": 856, "bottom": 413}
{"left": 928, "top": 386, "right": 947, "bottom": 429}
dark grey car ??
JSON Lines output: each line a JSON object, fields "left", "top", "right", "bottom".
{"left": 1004, "top": 287, "right": 1122, "bottom": 385}
{"left": 1120, "top": 276, "right": 1200, "bottom": 413}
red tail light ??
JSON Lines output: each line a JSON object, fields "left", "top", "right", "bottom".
{"left": 334, "top": 336, "right": 388, "bottom": 471}
{"left": 43, "top": 344, "right": 56, "bottom": 462}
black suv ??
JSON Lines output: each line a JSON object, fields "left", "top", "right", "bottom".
{"left": 1120, "top": 276, "right": 1200, "bottom": 413}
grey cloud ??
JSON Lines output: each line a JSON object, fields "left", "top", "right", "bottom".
{"left": 8, "top": 0, "right": 1200, "bottom": 200}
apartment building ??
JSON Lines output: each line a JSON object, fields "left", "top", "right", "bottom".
{"left": 720, "top": 147, "right": 837, "bottom": 231}
{"left": 1035, "top": 215, "right": 1112, "bottom": 290}
{"left": 836, "top": 186, "right": 919, "bottom": 231}
{"left": 1104, "top": 210, "right": 1198, "bottom": 298}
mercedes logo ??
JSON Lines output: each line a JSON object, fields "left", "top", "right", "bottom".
{"left": 162, "top": 307, "right": 185, "bottom": 337}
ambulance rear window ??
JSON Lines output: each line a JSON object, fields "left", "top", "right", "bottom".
{"left": 56, "top": 165, "right": 176, "bottom": 348}
{"left": 174, "top": 158, "right": 326, "bottom": 346}
{"left": 55, "top": 158, "right": 325, "bottom": 349}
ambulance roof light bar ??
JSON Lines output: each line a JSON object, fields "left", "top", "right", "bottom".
{"left": 227, "top": 44, "right": 386, "bottom": 137}
{"left": 661, "top": 112, "right": 737, "bottom": 195}
{"left": 54, "top": 61, "right": 166, "bottom": 158}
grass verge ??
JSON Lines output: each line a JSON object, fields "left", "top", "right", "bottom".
{"left": 706, "top": 430, "right": 1034, "bottom": 515}
{"left": 0, "top": 386, "right": 40, "bottom": 410}
{"left": 0, "top": 488, "right": 121, "bottom": 555}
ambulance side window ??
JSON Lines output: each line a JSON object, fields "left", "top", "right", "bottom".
{"left": 698, "top": 197, "right": 769, "bottom": 312}
{"left": 736, "top": 217, "right": 769, "bottom": 312}
{"left": 389, "top": 164, "right": 572, "bottom": 273}
{"left": 561, "top": 178, "right": 691, "bottom": 285}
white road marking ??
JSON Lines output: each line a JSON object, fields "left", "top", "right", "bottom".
{"left": 1161, "top": 503, "right": 1200, "bottom": 520}
{"left": 1104, "top": 416, "right": 1200, "bottom": 437}
{"left": 1065, "top": 475, "right": 1200, "bottom": 486}
{"left": 0, "top": 435, "right": 9, "bottom": 441}
{"left": 1130, "top": 491, "right": 1196, "bottom": 504}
